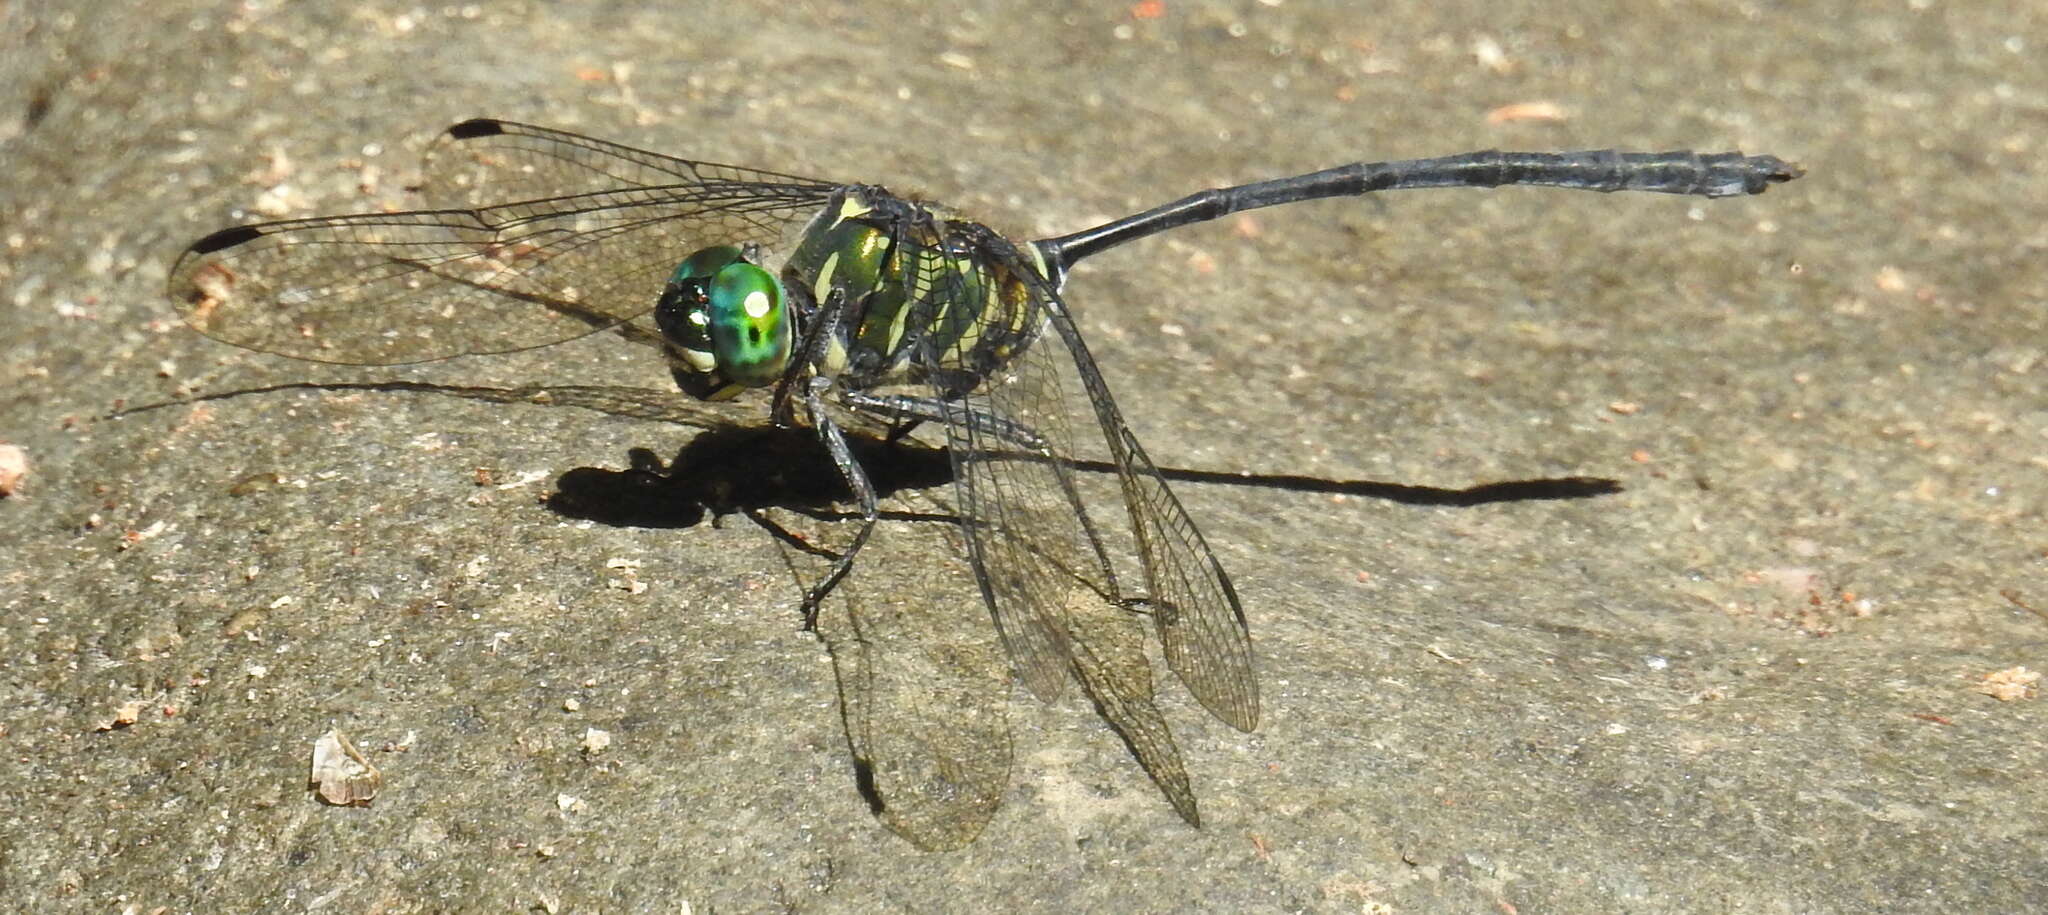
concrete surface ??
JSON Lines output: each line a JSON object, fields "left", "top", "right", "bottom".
{"left": 3, "top": 0, "right": 2044, "bottom": 911}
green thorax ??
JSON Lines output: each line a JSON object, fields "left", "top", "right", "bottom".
{"left": 781, "top": 189, "right": 1047, "bottom": 389}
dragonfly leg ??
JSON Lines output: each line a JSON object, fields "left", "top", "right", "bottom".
{"left": 838, "top": 390, "right": 1049, "bottom": 452}
{"left": 797, "top": 375, "right": 881, "bottom": 631}
{"left": 772, "top": 286, "right": 850, "bottom": 429}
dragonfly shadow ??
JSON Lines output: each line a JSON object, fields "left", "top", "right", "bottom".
{"left": 543, "top": 430, "right": 1622, "bottom": 536}
{"left": 544, "top": 425, "right": 959, "bottom": 531}
{"left": 116, "top": 379, "right": 1625, "bottom": 513}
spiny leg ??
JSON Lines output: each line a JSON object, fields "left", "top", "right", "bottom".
{"left": 771, "top": 286, "right": 849, "bottom": 429}
{"left": 840, "top": 389, "right": 1050, "bottom": 453}
{"left": 798, "top": 376, "right": 883, "bottom": 630}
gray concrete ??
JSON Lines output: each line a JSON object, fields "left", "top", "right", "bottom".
{"left": 4, "top": 0, "right": 2043, "bottom": 910}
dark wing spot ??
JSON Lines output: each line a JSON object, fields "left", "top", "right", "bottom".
{"left": 445, "top": 118, "right": 508, "bottom": 139}
{"left": 187, "top": 225, "right": 266, "bottom": 255}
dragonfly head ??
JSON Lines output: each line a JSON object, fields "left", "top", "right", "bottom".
{"left": 655, "top": 245, "right": 791, "bottom": 401}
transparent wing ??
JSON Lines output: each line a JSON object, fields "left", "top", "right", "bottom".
{"left": 1042, "top": 296, "right": 1261, "bottom": 733}
{"left": 927, "top": 253, "right": 1098, "bottom": 709}
{"left": 415, "top": 118, "right": 840, "bottom": 204}
{"left": 165, "top": 118, "right": 839, "bottom": 365}
{"left": 797, "top": 492, "right": 1013, "bottom": 851}
{"left": 922, "top": 233, "right": 1250, "bottom": 823}
{"left": 951, "top": 239, "right": 1260, "bottom": 734}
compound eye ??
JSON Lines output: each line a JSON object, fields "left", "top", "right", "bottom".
{"left": 705, "top": 261, "right": 789, "bottom": 387}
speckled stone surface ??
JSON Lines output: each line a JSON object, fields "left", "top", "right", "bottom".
{"left": 3, "top": 1, "right": 2043, "bottom": 910}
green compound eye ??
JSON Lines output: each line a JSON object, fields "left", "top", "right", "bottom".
{"left": 655, "top": 246, "right": 790, "bottom": 395}
{"left": 705, "top": 260, "right": 789, "bottom": 387}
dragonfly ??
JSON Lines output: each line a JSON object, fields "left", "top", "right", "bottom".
{"left": 167, "top": 118, "right": 1799, "bottom": 848}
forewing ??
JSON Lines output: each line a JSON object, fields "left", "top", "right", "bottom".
{"left": 1016, "top": 257, "right": 1261, "bottom": 732}
{"left": 931, "top": 244, "right": 1208, "bottom": 821}
{"left": 167, "top": 120, "right": 838, "bottom": 365}
{"left": 930, "top": 261, "right": 1110, "bottom": 706}
{"left": 416, "top": 117, "right": 837, "bottom": 204}
{"left": 798, "top": 493, "right": 1013, "bottom": 851}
